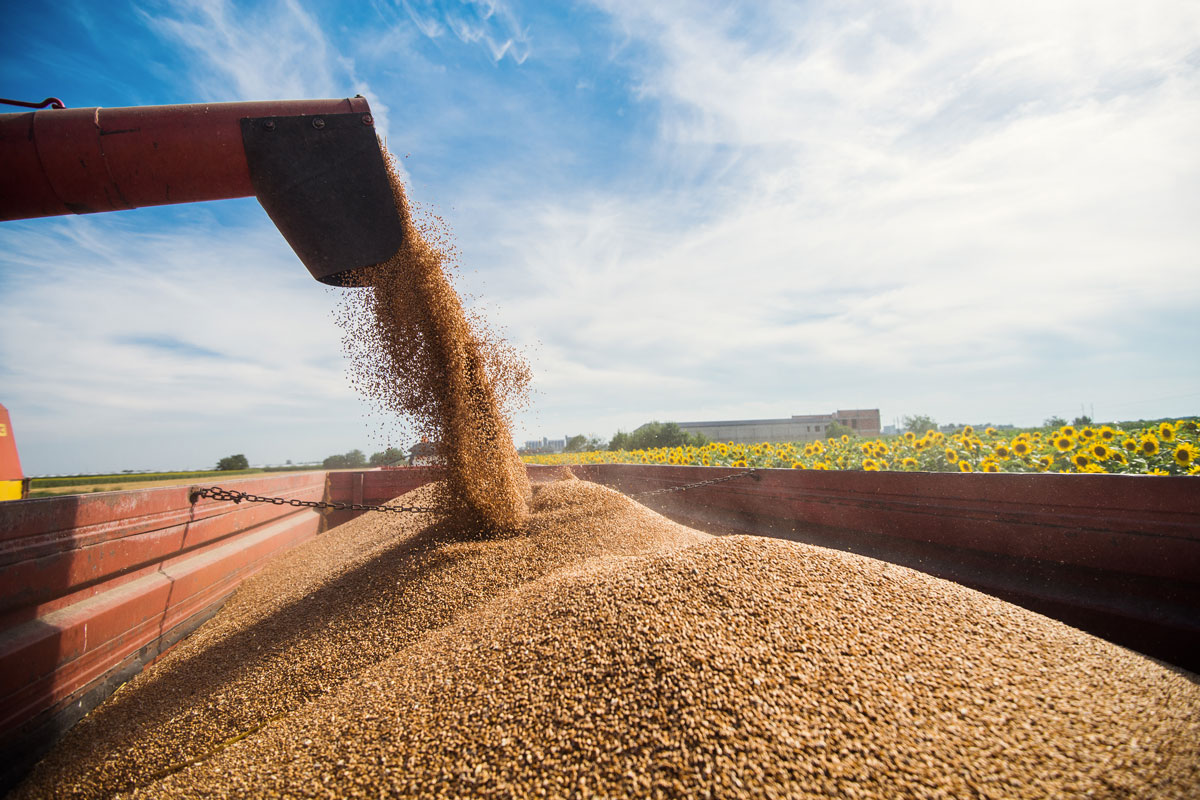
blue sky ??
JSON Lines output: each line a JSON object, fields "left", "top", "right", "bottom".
{"left": 2, "top": 0, "right": 1199, "bottom": 474}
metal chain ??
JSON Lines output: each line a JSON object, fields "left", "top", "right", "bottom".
{"left": 191, "top": 469, "right": 759, "bottom": 515}
{"left": 629, "top": 469, "right": 759, "bottom": 498}
{"left": 189, "top": 486, "right": 437, "bottom": 514}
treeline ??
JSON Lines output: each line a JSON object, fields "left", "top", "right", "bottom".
{"left": 562, "top": 421, "right": 710, "bottom": 452}
{"left": 321, "top": 447, "right": 407, "bottom": 469}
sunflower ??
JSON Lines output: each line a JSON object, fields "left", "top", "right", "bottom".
{"left": 1098, "top": 426, "right": 1117, "bottom": 441}
{"left": 1148, "top": 469, "right": 1170, "bottom": 476}
{"left": 731, "top": 459, "right": 748, "bottom": 468}
{"left": 981, "top": 459, "right": 1000, "bottom": 473}
{"left": 1053, "top": 435, "right": 1074, "bottom": 452}
{"left": 841, "top": 434, "right": 850, "bottom": 444}
{"left": 944, "top": 447, "right": 958, "bottom": 463}
{"left": 1060, "top": 426, "right": 1077, "bottom": 437}
{"left": 1036, "top": 455, "right": 1053, "bottom": 472}
{"left": 1122, "top": 438, "right": 1138, "bottom": 452}
{"left": 901, "top": 457, "right": 918, "bottom": 469}
{"left": 1079, "top": 463, "right": 1106, "bottom": 474}
{"left": 1174, "top": 442, "right": 1198, "bottom": 468}
{"left": 958, "top": 460, "right": 973, "bottom": 472}
{"left": 1140, "top": 437, "right": 1160, "bottom": 456}
{"left": 1012, "top": 439, "right": 1032, "bottom": 457}
{"left": 811, "top": 440, "right": 825, "bottom": 454}
{"left": 1159, "top": 422, "right": 1176, "bottom": 442}
{"left": 791, "top": 461, "right": 805, "bottom": 469}
{"left": 993, "top": 443, "right": 1012, "bottom": 459}
{"left": 962, "top": 425, "right": 974, "bottom": 435}
{"left": 914, "top": 437, "right": 930, "bottom": 451}
{"left": 860, "top": 443, "right": 873, "bottom": 455}
{"left": 985, "top": 427, "right": 997, "bottom": 436}
{"left": 904, "top": 431, "right": 916, "bottom": 441}
{"left": 862, "top": 459, "right": 880, "bottom": 472}
{"left": 1079, "top": 427, "right": 1097, "bottom": 441}
{"left": 1089, "top": 442, "right": 1112, "bottom": 460}
{"left": 813, "top": 462, "right": 829, "bottom": 470}
{"left": 1071, "top": 452, "right": 1091, "bottom": 469}
{"left": 1111, "top": 451, "right": 1127, "bottom": 465}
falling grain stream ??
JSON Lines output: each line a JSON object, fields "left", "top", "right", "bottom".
{"left": 12, "top": 157, "right": 1199, "bottom": 799}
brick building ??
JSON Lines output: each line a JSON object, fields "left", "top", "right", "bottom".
{"left": 677, "top": 409, "right": 881, "bottom": 444}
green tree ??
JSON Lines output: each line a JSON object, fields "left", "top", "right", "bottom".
{"left": 616, "top": 421, "right": 708, "bottom": 449}
{"left": 1072, "top": 415, "right": 1093, "bottom": 427}
{"left": 564, "top": 434, "right": 605, "bottom": 452}
{"left": 608, "top": 430, "right": 632, "bottom": 451}
{"left": 216, "top": 454, "right": 249, "bottom": 471}
{"left": 826, "top": 421, "right": 855, "bottom": 439}
{"left": 322, "top": 449, "right": 368, "bottom": 469}
{"left": 1043, "top": 416, "right": 1067, "bottom": 429}
{"left": 369, "top": 447, "right": 407, "bottom": 466}
{"left": 902, "top": 415, "right": 937, "bottom": 435}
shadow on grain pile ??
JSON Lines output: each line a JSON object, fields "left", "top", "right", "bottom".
{"left": 15, "top": 476, "right": 1200, "bottom": 799}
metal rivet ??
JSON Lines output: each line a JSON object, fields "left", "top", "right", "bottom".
{"left": 362, "top": 114, "right": 374, "bottom": 125}
{"left": 263, "top": 120, "right": 276, "bottom": 131}
{"left": 312, "top": 117, "right": 325, "bottom": 129}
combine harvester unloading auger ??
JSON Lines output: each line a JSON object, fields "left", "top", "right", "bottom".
{"left": 0, "top": 96, "right": 403, "bottom": 284}
{"left": 0, "top": 94, "right": 532, "bottom": 534}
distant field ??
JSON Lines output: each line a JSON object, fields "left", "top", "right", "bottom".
{"left": 27, "top": 466, "right": 321, "bottom": 498}
{"left": 524, "top": 419, "right": 1200, "bottom": 477}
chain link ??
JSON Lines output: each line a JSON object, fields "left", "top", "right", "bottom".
{"left": 189, "top": 486, "right": 437, "bottom": 514}
{"left": 629, "top": 469, "right": 759, "bottom": 498}
{"left": 191, "top": 469, "right": 759, "bottom": 516}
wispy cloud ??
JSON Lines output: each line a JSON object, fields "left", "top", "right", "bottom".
{"left": 393, "top": 0, "right": 530, "bottom": 63}
{"left": 483, "top": 0, "right": 1200, "bottom": 436}
{"left": 0, "top": 211, "right": 372, "bottom": 472}
{"left": 140, "top": 0, "right": 394, "bottom": 141}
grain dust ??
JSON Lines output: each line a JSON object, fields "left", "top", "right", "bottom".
{"left": 335, "top": 152, "right": 531, "bottom": 533}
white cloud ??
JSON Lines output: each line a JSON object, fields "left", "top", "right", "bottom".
{"left": 492, "top": 0, "right": 1200, "bottom": 438}
{"left": 0, "top": 211, "right": 375, "bottom": 472}
{"left": 141, "top": 0, "right": 396, "bottom": 144}
{"left": 393, "top": 0, "right": 530, "bottom": 63}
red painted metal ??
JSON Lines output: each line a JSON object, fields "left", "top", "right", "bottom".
{"left": 0, "top": 472, "right": 327, "bottom": 621}
{"left": 0, "top": 405, "right": 20, "bottom": 482}
{"left": 0, "top": 98, "right": 368, "bottom": 220}
{"left": 0, "top": 471, "right": 327, "bottom": 763}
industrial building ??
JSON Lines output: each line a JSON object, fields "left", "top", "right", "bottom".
{"left": 677, "top": 409, "right": 881, "bottom": 444}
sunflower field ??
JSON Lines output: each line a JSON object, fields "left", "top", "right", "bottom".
{"left": 522, "top": 420, "right": 1200, "bottom": 476}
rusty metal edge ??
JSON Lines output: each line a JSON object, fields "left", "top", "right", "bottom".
{"left": 0, "top": 598, "right": 226, "bottom": 795}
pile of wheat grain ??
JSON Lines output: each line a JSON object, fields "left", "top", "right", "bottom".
{"left": 15, "top": 476, "right": 1199, "bottom": 799}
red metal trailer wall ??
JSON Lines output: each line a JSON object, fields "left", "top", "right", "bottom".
{"left": 0, "top": 471, "right": 326, "bottom": 783}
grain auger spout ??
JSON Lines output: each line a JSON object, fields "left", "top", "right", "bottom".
{"left": 0, "top": 97, "right": 403, "bottom": 285}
